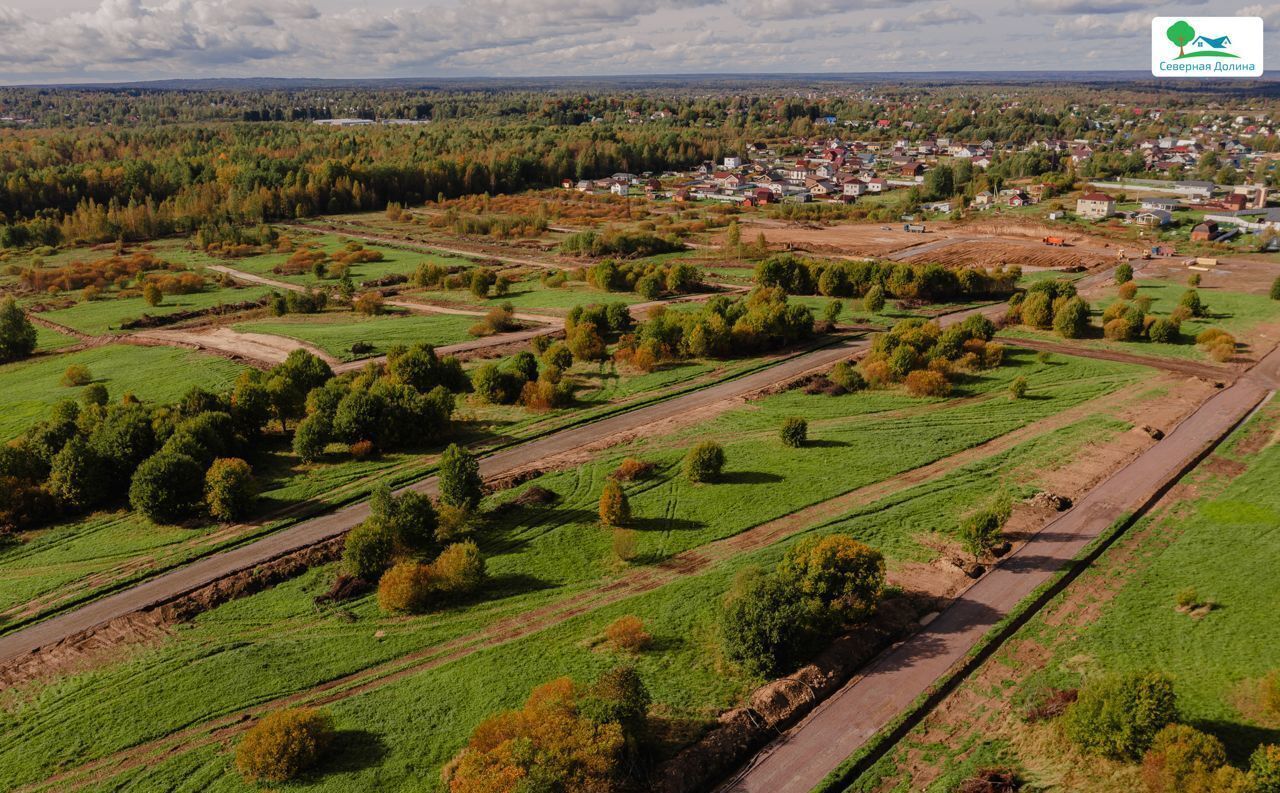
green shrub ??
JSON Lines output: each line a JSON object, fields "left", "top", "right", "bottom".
{"left": 1064, "top": 671, "right": 1177, "bottom": 760}
{"left": 438, "top": 443, "right": 483, "bottom": 510}
{"left": 1179, "top": 289, "right": 1206, "bottom": 318}
{"left": 292, "top": 414, "right": 329, "bottom": 462}
{"left": 829, "top": 360, "right": 866, "bottom": 392}
{"left": 1053, "top": 296, "right": 1091, "bottom": 339}
{"left": 342, "top": 521, "right": 394, "bottom": 581}
{"left": 1251, "top": 744, "right": 1280, "bottom": 793}
{"left": 1141, "top": 724, "right": 1227, "bottom": 793}
{"left": 431, "top": 540, "right": 486, "bottom": 595}
{"left": 1009, "top": 376, "right": 1028, "bottom": 400}
{"left": 0, "top": 296, "right": 37, "bottom": 364}
{"left": 1148, "top": 317, "right": 1179, "bottom": 344}
{"left": 129, "top": 452, "right": 205, "bottom": 523}
{"left": 718, "top": 568, "right": 832, "bottom": 677}
{"left": 61, "top": 364, "right": 92, "bottom": 387}
{"left": 1021, "top": 291, "right": 1053, "bottom": 329}
{"left": 683, "top": 441, "right": 725, "bottom": 483}
{"left": 780, "top": 417, "right": 807, "bottom": 448}
{"left": 204, "top": 458, "right": 255, "bottom": 522}
{"left": 776, "top": 535, "right": 884, "bottom": 621}
{"left": 863, "top": 285, "right": 885, "bottom": 314}
{"left": 1271, "top": 275, "right": 1280, "bottom": 301}
{"left": 1115, "top": 262, "right": 1133, "bottom": 284}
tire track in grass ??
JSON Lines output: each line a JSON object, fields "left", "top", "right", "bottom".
{"left": 17, "top": 379, "right": 1154, "bottom": 793}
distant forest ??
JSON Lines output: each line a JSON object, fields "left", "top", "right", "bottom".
{"left": 2, "top": 81, "right": 1278, "bottom": 248}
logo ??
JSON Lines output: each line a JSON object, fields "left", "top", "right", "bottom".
{"left": 1152, "top": 17, "right": 1263, "bottom": 77}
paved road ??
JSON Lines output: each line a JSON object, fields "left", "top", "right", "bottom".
{"left": 0, "top": 336, "right": 868, "bottom": 664}
{"left": 717, "top": 343, "right": 1280, "bottom": 793}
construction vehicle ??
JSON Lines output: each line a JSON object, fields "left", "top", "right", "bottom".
{"left": 903, "top": 223, "right": 926, "bottom": 233}
{"left": 1042, "top": 236, "right": 1066, "bottom": 246}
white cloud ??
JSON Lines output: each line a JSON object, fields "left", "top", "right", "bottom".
{"left": 1050, "top": 10, "right": 1148, "bottom": 37}
{"left": 865, "top": 6, "right": 980, "bottom": 31}
{"left": 1020, "top": 0, "right": 1202, "bottom": 14}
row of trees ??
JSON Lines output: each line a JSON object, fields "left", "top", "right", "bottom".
{"left": 586, "top": 257, "right": 702, "bottom": 300}
{"left": 755, "top": 254, "right": 1020, "bottom": 304}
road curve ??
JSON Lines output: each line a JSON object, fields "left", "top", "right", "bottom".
{"left": 716, "top": 342, "right": 1280, "bottom": 793}
{"left": 0, "top": 336, "right": 867, "bottom": 665}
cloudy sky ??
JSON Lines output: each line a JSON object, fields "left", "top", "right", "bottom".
{"left": 0, "top": 0, "right": 1277, "bottom": 84}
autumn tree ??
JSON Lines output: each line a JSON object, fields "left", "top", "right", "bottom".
{"left": 599, "top": 480, "right": 631, "bottom": 527}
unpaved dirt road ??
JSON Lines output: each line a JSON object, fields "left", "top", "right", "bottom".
{"left": 717, "top": 342, "right": 1280, "bottom": 793}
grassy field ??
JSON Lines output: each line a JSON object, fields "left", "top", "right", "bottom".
{"left": 32, "top": 284, "right": 274, "bottom": 336}
{"left": 0, "top": 351, "right": 774, "bottom": 631}
{"left": 0, "top": 344, "right": 246, "bottom": 440}
{"left": 204, "top": 232, "right": 474, "bottom": 287}
{"left": 415, "top": 277, "right": 647, "bottom": 315}
{"left": 33, "top": 325, "right": 79, "bottom": 351}
{"left": 1003, "top": 278, "right": 1279, "bottom": 361}
{"left": 0, "top": 350, "right": 1149, "bottom": 792}
{"left": 234, "top": 310, "right": 480, "bottom": 360}
{"left": 840, "top": 398, "right": 1280, "bottom": 792}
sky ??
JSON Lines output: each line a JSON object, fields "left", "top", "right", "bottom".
{"left": 0, "top": 0, "right": 1278, "bottom": 84}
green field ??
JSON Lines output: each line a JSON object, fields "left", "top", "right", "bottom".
{"left": 0, "top": 350, "right": 1149, "bottom": 792}
{"left": 841, "top": 398, "right": 1280, "bottom": 792}
{"left": 234, "top": 310, "right": 480, "bottom": 360}
{"left": 207, "top": 232, "right": 474, "bottom": 287}
{"left": 0, "top": 352, "right": 771, "bottom": 630}
{"left": 1002, "top": 278, "right": 1279, "bottom": 361}
{"left": 33, "top": 284, "right": 274, "bottom": 336}
{"left": 417, "top": 277, "right": 647, "bottom": 316}
{"left": 0, "top": 344, "right": 246, "bottom": 440}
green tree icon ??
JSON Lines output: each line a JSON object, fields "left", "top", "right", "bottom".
{"left": 1167, "top": 20, "right": 1195, "bottom": 57}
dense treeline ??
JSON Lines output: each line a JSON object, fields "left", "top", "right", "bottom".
{"left": 0, "top": 121, "right": 738, "bottom": 248}
{"left": 755, "top": 254, "right": 1019, "bottom": 303}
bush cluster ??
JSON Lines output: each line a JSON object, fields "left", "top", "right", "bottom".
{"left": 615, "top": 287, "right": 814, "bottom": 368}
{"left": 561, "top": 227, "right": 685, "bottom": 258}
{"left": 292, "top": 343, "right": 463, "bottom": 461}
{"left": 719, "top": 535, "right": 885, "bottom": 676}
{"left": 445, "top": 668, "right": 652, "bottom": 793}
{"left": 859, "top": 314, "right": 1000, "bottom": 391}
{"left": 587, "top": 258, "right": 702, "bottom": 299}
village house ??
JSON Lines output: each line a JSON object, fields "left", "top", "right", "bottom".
{"left": 1190, "top": 221, "right": 1219, "bottom": 241}
{"left": 973, "top": 191, "right": 994, "bottom": 209}
{"left": 1135, "top": 209, "right": 1172, "bottom": 227}
{"left": 1140, "top": 197, "right": 1180, "bottom": 212}
{"left": 1076, "top": 192, "right": 1116, "bottom": 220}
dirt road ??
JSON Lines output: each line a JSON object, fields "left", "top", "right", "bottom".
{"left": 0, "top": 336, "right": 867, "bottom": 664}
{"left": 717, "top": 343, "right": 1280, "bottom": 793}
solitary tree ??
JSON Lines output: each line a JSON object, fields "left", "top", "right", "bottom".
{"left": 0, "top": 296, "right": 37, "bottom": 364}
{"left": 143, "top": 282, "right": 164, "bottom": 307}
{"left": 1167, "top": 20, "right": 1195, "bottom": 57}
{"left": 599, "top": 479, "right": 631, "bottom": 527}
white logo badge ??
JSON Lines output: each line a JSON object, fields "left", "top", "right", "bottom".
{"left": 1152, "top": 17, "right": 1263, "bottom": 77}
